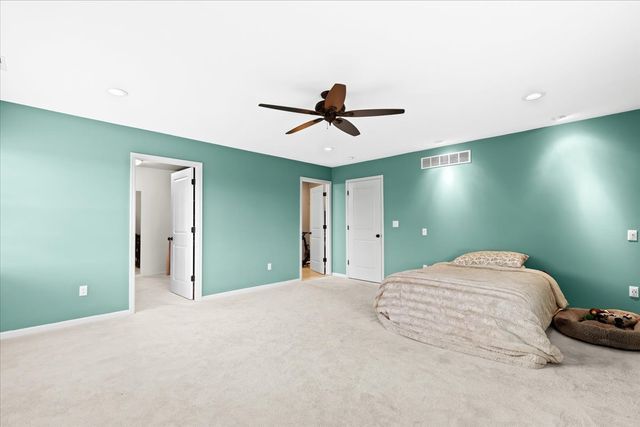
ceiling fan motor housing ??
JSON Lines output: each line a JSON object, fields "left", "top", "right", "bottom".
{"left": 316, "top": 90, "right": 347, "bottom": 124}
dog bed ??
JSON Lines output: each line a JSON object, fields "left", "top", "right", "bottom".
{"left": 553, "top": 308, "right": 640, "bottom": 351}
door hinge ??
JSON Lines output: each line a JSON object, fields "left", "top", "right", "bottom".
{"left": 347, "top": 225, "right": 350, "bottom": 230}
{"left": 191, "top": 178, "right": 195, "bottom": 185}
{"left": 323, "top": 191, "right": 327, "bottom": 197}
{"left": 347, "top": 259, "right": 350, "bottom": 265}
{"left": 323, "top": 257, "right": 327, "bottom": 263}
{"left": 322, "top": 224, "right": 327, "bottom": 230}
{"left": 191, "top": 226, "right": 195, "bottom": 233}
{"left": 347, "top": 190, "right": 349, "bottom": 196}
{"left": 190, "top": 275, "right": 195, "bottom": 282}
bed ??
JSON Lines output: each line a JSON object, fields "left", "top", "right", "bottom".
{"left": 374, "top": 256, "right": 568, "bottom": 369}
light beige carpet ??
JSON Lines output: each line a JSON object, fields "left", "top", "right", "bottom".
{"left": 1, "top": 276, "right": 638, "bottom": 426}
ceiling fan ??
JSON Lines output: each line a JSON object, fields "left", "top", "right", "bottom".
{"left": 258, "top": 83, "right": 405, "bottom": 136}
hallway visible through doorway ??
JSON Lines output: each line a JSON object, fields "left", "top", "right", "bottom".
{"left": 300, "top": 177, "right": 332, "bottom": 281}
{"left": 301, "top": 265, "right": 325, "bottom": 281}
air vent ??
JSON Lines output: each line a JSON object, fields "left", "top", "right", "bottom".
{"left": 421, "top": 149, "right": 471, "bottom": 170}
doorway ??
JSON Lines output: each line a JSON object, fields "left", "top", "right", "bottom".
{"left": 129, "top": 153, "right": 203, "bottom": 313}
{"left": 346, "top": 175, "right": 384, "bottom": 283}
{"left": 300, "top": 177, "right": 332, "bottom": 280}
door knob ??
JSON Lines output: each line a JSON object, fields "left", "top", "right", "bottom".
{"left": 376, "top": 234, "right": 381, "bottom": 238}
{"left": 168, "top": 237, "right": 173, "bottom": 241}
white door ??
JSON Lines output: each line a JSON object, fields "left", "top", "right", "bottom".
{"left": 310, "top": 185, "right": 326, "bottom": 274}
{"left": 347, "top": 177, "right": 383, "bottom": 283}
{"left": 170, "top": 168, "right": 194, "bottom": 299}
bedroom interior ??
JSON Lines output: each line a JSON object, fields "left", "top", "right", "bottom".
{"left": 133, "top": 155, "right": 201, "bottom": 306}
{"left": 1, "top": 1, "right": 638, "bottom": 425}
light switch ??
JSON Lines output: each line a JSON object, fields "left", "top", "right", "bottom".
{"left": 422, "top": 228, "right": 428, "bottom": 236}
{"left": 628, "top": 230, "right": 638, "bottom": 242}
{"left": 392, "top": 220, "right": 399, "bottom": 228}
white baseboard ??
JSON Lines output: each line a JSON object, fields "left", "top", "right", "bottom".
{"left": 201, "top": 278, "right": 299, "bottom": 300}
{"left": 0, "top": 309, "right": 130, "bottom": 340}
{"left": 1, "top": 278, "right": 307, "bottom": 339}
{"left": 332, "top": 272, "right": 347, "bottom": 278}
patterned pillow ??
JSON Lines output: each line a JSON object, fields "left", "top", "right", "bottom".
{"left": 452, "top": 251, "right": 529, "bottom": 268}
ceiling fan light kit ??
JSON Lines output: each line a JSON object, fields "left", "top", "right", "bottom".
{"left": 259, "top": 83, "right": 405, "bottom": 136}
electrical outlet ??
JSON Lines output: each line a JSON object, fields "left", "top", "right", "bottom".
{"left": 392, "top": 220, "right": 399, "bottom": 228}
{"left": 422, "top": 228, "right": 428, "bottom": 236}
{"left": 423, "top": 264, "right": 429, "bottom": 268}
{"left": 267, "top": 263, "right": 272, "bottom": 271}
{"left": 628, "top": 229, "right": 638, "bottom": 242}
{"left": 79, "top": 285, "right": 88, "bottom": 297}
{"left": 630, "top": 286, "right": 639, "bottom": 299}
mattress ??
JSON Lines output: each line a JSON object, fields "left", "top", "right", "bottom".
{"left": 374, "top": 262, "right": 568, "bottom": 368}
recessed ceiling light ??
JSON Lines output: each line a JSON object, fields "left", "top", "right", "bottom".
{"left": 107, "top": 88, "right": 128, "bottom": 97}
{"left": 523, "top": 91, "right": 545, "bottom": 101}
{"left": 324, "top": 147, "right": 334, "bottom": 152}
{"left": 348, "top": 156, "right": 355, "bottom": 160}
{"left": 433, "top": 140, "right": 445, "bottom": 145}
{"left": 552, "top": 114, "right": 570, "bottom": 122}
{"left": 135, "top": 159, "right": 143, "bottom": 166}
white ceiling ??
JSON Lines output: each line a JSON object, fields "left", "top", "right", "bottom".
{"left": 1, "top": 1, "right": 639, "bottom": 167}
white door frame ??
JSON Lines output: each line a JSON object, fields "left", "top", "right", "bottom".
{"left": 129, "top": 153, "right": 203, "bottom": 313}
{"left": 345, "top": 175, "right": 384, "bottom": 283}
{"left": 299, "top": 177, "right": 332, "bottom": 279}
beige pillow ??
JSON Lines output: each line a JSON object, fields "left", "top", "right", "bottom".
{"left": 453, "top": 251, "right": 529, "bottom": 268}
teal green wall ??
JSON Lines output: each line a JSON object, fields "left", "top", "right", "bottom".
{"left": 332, "top": 110, "right": 640, "bottom": 312}
{"left": 2, "top": 102, "right": 638, "bottom": 332}
{"left": 0, "top": 102, "right": 330, "bottom": 332}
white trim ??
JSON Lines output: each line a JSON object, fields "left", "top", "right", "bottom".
{"left": 299, "top": 177, "right": 332, "bottom": 280}
{"left": 130, "top": 153, "right": 204, "bottom": 313}
{"left": 331, "top": 272, "right": 347, "bottom": 278}
{"left": 345, "top": 175, "right": 385, "bottom": 283}
{"left": 201, "top": 279, "right": 299, "bottom": 300}
{"left": 0, "top": 310, "right": 130, "bottom": 340}
{"left": 344, "top": 175, "right": 384, "bottom": 184}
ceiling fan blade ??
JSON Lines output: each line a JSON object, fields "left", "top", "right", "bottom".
{"left": 339, "top": 108, "right": 405, "bottom": 117}
{"left": 286, "top": 118, "right": 324, "bottom": 135}
{"left": 324, "top": 83, "right": 346, "bottom": 111}
{"left": 333, "top": 118, "right": 360, "bottom": 136}
{"left": 258, "top": 104, "right": 322, "bottom": 116}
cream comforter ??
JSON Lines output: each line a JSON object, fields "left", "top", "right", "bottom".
{"left": 374, "top": 263, "right": 568, "bottom": 368}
